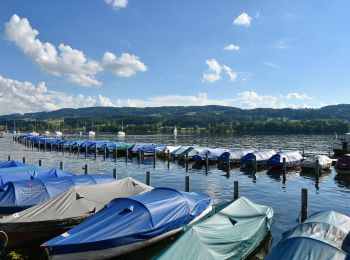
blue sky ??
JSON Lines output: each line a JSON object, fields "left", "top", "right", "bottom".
{"left": 0, "top": 0, "right": 349, "bottom": 114}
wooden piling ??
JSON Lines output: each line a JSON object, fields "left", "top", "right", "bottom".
{"left": 7, "top": 155, "right": 10, "bottom": 161}
{"left": 60, "top": 161, "right": 63, "bottom": 170}
{"left": 22, "top": 157, "right": 25, "bottom": 164}
{"left": 234, "top": 181, "right": 239, "bottom": 200}
{"left": 167, "top": 149, "right": 170, "bottom": 169}
{"left": 115, "top": 147, "right": 118, "bottom": 162}
{"left": 113, "top": 168, "right": 117, "bottom": 179}
{"left": 77, "top": 145, "right": 80, "bottom": 158}
{"left": 302, "top": 148, "right": 305, "bottom": 157}
{"left": 69, "top": 144, "right": 72, "bottom": 155}
{"left": 185, "top": 176, "right": 190, "bottom": 192}
{"left": 205, "top": 151, "right": 209, "bottom": 169}
{"left": 84, "top": 164, "right": 88, "bottom": 175}
{"left": 125, "top": 147, "right": 129, "bottom": 163}
{"left": 44, "top": 140, "right": 46, "bottom": 152}
{"left": 85, "top": 143, "right": 87, "bottom": 158}
{"left": 253, "top": 155, "right": 257, "bottom": 170}
{"left": 39, "top": 159, "right": 42, "bottom": 166}
{"left": 138, "top": 148, "right": 141, "bottom": 163}
{"left": 104, "top": 146, "right": 107, "bottom": 160}
{"left": 146, "top": 171, "right": 151, "bottom": 186}
{"left": 153, "top": 149, "right": 156, "bottom": 168}
{"left": 38, "top": 141, "right": 40, "bottom": 151}
{"left": 301, "top": 188, "right": 308, "bottom": 222}
{"left": 282, "top": 157, "right": 287, "bottom": 174}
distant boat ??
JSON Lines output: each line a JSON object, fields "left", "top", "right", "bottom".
{"left": 332, "top": 132, "right": 350, "bottom": 156}
{"left": 44, "top": 131, "right": 51, "bottom": 137}
{"left": 117, "top": 121, "right": 126, "bottom": 138}
{"left": 173, "top": 126, "right": 178, "bottom": 136}
{"left": 28, "top": 131, "right": 39, "bottom": 137}
{"left": 88, "top": 131, "right": 95, "bottom": 137}
{"left": 54, "top": 131, "right": 63, "bottom": 138}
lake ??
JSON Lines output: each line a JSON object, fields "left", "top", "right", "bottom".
{"left": 1, "top": 133, "right": 349, "bottom": 259}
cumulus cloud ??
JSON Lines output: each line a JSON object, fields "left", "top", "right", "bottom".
{"left": 233, "top": 12, "right": 252, "bottom": 26}
{"left": 105, "top": 0, "right": 128, "bottom": 9}
{"left": 223, "top": 44, "right": 240, "bottom": 51}
{"left": 0, "top": 75, "right": 115, "bottom": 115}
{"left": 202, "top": 59, "right": 237, "bottom": 83}
{"left": 286, "top": 92, "right": 312, "bottom": 100}
{"left": 4, "top": 14, "right": 147, "bottom": 87}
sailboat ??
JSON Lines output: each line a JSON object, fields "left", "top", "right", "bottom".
{"left": 173, "top": 126, "right": 178, "bottom": 136}
{"left": 88, "top": 120, "right": 95, "bottom": 137}
{"left": 117, "top": 120, "right": 126, "bottom": 138}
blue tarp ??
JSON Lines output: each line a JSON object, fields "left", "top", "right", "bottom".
{"left": 266, "top": 151, "right": 303, "bottom": 167}
{"left": 0, "top": 174, "right": 115, "bottom": 214}
{"left": 43, "top": 188, "right": 212, "bottom": 257}
{"left": 241, "top": 150, "right": 276, "bottom": 165}
{"left": 267, "top": 211, "right": 350, "bottom": 259}
{"left": 218, "top": 148, "right": 255, "bottom": 163}
{"left": 0, "top": 168, "right": 75, "bottom": 187}
{"left": 141, "top": 144, "right": 166, "bottom": 154}
{"left": 192, "top": 148, "right": 227, "bottom": 161}
{"left": 0, "top": 160, "right": 26, "bottom": 168}
{"left": 128, "top": 143, "right": 148, "bottom": 153}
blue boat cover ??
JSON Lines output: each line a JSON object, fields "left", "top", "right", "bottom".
{"left": 0, "top": 160, "right": 26, "bottom": 168}
{"left": 0, "top": 174, "right": 115, "bottom": 213}
{"left": 141, "top": 144, "right": 166, "bottom": 154}
{"left": 266, "top": 151, "right": 303, "bottom": 167}
{"left": 218, "top": 148, "right": 254, "bottom": 162}
{"left": 128, "top": 143, "right": 148, "bottom": 153}
{"left": 43, "top": 188, "right": 212, "bottom": 256}
{"left": 241, "top": 150, "right": 276, "bottom": 164}
{"left": 192, "top": 148, "right": 227, "bottom": 161}
{"left": 267, "top": 211, "right": 350, "bottom": 259}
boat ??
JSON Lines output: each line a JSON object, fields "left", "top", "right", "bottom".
{"left": 0, "top": 160, "right": 26, "bottom": 169}
{"left": 266, "top": 151, "right": 303, "bottom": 169}
{"left": 54, "top": 131, "right": 63, "bottom": 138}
{"left": 41, "top": 188, "right": 212, "bottom": 259}
{"left": 0, "top": 131, "right": 5, "bottom": 138}
{"left": 241, "top": 149, "right": 276, "bottom": 166}
{"left": 192, "top": 148, "right": 228, "bottom": 163}
{"left": 88, "top": 131, "right": 95, "bottom": 137}
{"left": 117, "top": 121, "right": 126, "bottom": 138}
{"left": 218, "top": 148, "right": 254, "bottom": 164}
{"left": 335, "top": 154, "right": 350, "bottom": 175}
{"left": 0, "top": 177, "right": 152, "bottom": 248}
{"left": 0, "top": 174, "right": 114, "bottom": 214}
{"left": 173, "top": 126, "right": 178, "bottom": 136}
{"left": 266, "top": 211, "right": 350, "bottom": 260}
{"left": 28, "top": 131, "right": 40, "bottom": 137}
{"left": 177, "top": 146, "right": 207, "bottom": 160}
{"left": 301, "top": 154, "right": 333, "bottom": 172}
{"left": 44, "top": 131, "right": 51, "bottom": 137}
{"left": 156, "top": 196, "right": 274, "bottom": 260}
{"left": 332, "top": 133, "right": 350, "bottom": 156}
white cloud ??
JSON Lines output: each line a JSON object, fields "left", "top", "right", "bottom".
{"left": 202, "top": 59, "right": 237, "bottom": 83}
{"left": 4, "top": 14, "right": 147, "bottom": 87}
{"left": 105, "top": 0, "right": 128, "bottom": 9}
{"left": 0, "top": 75, "right": 115, "bottom": 115}
{"left": 264, "top": 62, "right": 280, "bottom": 69}
{"left": 286, "top": 92, "right": 312, "bottom": 100}
{"left": 223, "top": 44, "right": 240, "bottom": 51}
{"left": 233, "top": 12, "right": 252, "bottom": 26}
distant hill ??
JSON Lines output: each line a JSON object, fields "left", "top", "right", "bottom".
{"left": 1, "top": 104, "right": 350, "bottom": 121}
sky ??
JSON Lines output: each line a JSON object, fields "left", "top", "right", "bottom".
{"left": 0, "top": 0, "right": 349, "bottom": 115}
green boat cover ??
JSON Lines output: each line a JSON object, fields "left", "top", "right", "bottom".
{"left": 156, "top": 196, "right": 273, "bottom": 260}
{"left": 178, "top": 146, "right": 206, "bottom": 159}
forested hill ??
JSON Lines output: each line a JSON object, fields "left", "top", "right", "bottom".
{"left": 1, "top": 104, "right": 350, "bottom": 121}
{"left": 0, "top": 104, "right": 349, "bottom": 134}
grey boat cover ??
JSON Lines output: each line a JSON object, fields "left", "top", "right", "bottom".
{"left": 301, "top": 154, "right": 332, "bottom": 169}
{"left": 267, "top": 211, "right": 350, "bottom": 260}
{"left": 0, "top": 177, "right": 152, "bottom": 228}
{"left": 157, "top": 196, "right": 273, "bottom": 260}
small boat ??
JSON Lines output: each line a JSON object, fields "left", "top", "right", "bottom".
{"left": 301, "top": 154, "right": 333, "bottom": 172}
{"left": 156, "top": 196, "right": 273, "bottom": 260}
{"left": 88, "top": 131, "right": 95, "bottom": 137}
{"left": 192, "top": 148, "right": 228, "bottom": 163}
{"left": 173, "top": 126, "right": 178, "bottom": 136}
{"left": 241, "top": 149, "right": 276, "bottom": 166}
{"left": 0, "top": 177, "right": 152, "bottom": 248}
{"left": 41, "top": 188, "right": 212, "bottom": 259}
{"left": 266, "top": 211, "right": 350, "bottom": 260}
{"left": 266, "top": 151, "right": 303, "bottom": 169}
{"left": 177, "top": 146, "right": 207, "bottom": 160}
{"left": 218, "top": 148, "right": 254, "bottom": 164}
{"left": 0, "top": 174, "right": 114, "bottom": 214}
{"left": 54, "top": 131, "right": 63, "bottom": 138}
{"left": 332, "top": 132, "right": 350, "bottom": 156}
{"left": 335, "top": 154, "right": 350, "bottom": 175}
{"left": 117, "top": 121, "right": 126, "bottom": 138}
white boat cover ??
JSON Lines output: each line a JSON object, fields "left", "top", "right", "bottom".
{"left": 301, "top": 155, "right": 333, "bottom": 169}
{"left": 0, "top": 177, "right": 152, "bottom": 226}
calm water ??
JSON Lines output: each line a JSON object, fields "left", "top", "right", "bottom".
{"left": 1, "top": 133, "right": 349, "bottom": 258}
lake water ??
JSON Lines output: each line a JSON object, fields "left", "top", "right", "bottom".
{"left": 1, "top": 133, "right": 349, "bottom": 259}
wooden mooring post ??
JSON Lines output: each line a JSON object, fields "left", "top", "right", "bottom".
{"left": 301, "top": 188, "right": 308, "bottom": 222}
{"left": 125, "top": 147, "right": 129, "bottom": 163}
{"left": 167, "top": 150, "right": 170, "bottom": 169}
{"left": 282, "top": 157, "right": 287, "bottom": 174}
{"left": 113, "top": 168, "right": 117, "bottom": 179}
{"left": 84, "top": 164, "right": 88, "bottom": 175}
{"left": 22, "top": 157, "right": 25, "bottom": 164}
{"left": 253, "top": 155, "right": 257, "bottom": 171}
{"left": 60, "top": 161, "right": 63, "bottom": 170}
{"left": 234, "top": 181, "right": 239, "bottom": 200}
{"left": 185, "top": 176, "right": 190, "bottom": 192}
{"left": 153, "top": 149, "right": 156, "bottom": 168}
{"left": 205, "top": 151, "right": 209, "bottom": 170}
{"left": 85, "top": 144, "right": 88, "bottom": 158}
{"left": 115, "top": 147, "right": 118, "bottom": 162}
{"left": 104, "top": 146, "right": 107, "bottom": 161}
{"left": 7, "top": 155, "right": 10, "bottom": 161}
{"left": 39, "top": 159, "right": 42, "bottom": 166}
{"left": 146, "top": 171, "right": 151, "bottom": 186}
{"left": 185, "top": 151, "right": 189, "bottom": 172}
{"left": 138, "top": 148, "right": 141, "bottom": 164}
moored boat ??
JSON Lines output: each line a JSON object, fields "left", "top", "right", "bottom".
{"left": 41, "top": 188, "right": 212, "bottom": 259}
{"left": 332, "top": 133, "right": 350, "bottom": 156}
{"left": 192, "top": 148, "right": 227, "bottom": 163}
{"left": 266, "top": 211, "right": 350, "bottom": 260}
{"left": 156, "top": 196, "right": 273, "bottom": 260}
{"left": 241, "top": 149, "right": 276, "bottom": 166}
{"left": 301, "top": 154, "right": 333, "bottom": 172}
{"left": 218, "top": 148, "right": 254, "bottom": 164}
{"left": 0, "top": 160, "right": 26, "bottom": 169}
{"left": 335, "top": 154, "right": 350, "bottom": 175}
{"left": 266, "top": 151, "right": 303, "bottom": 169}
{"left": 0, "top": 177, "right": 152, "bottom": 248}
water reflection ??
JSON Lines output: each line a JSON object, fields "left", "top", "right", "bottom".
{"left": 334, "top": 174, "right": 350, "bottom": 190}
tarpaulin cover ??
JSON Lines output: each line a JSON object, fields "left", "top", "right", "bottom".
{"left": 157, "top": 196, "right": 273, "bottom": 260}
{"left": 301, "top": 155, "right": 332, "bottom": 170}
{"left": 155, "top": 145, "right": 180, "bottom": 154}
{"left": 43, "top": 188, "right": 212, "bottom": 256}
{"left": 266, "top": 151, "right": 303, "bottom": 167}
{"left": 141, "top": 144, "right": 166, "bottom": 154}
{"left": 192, "top": 148, "right": 227, "bottom": 161}
{"left": 267, "top": 211, "right": 350, "bottom": 260}
{"left": 128, "top": 143, "right": 149, "bottom": 153}
{"left": 218, "top": 148, "right": 254, "bottom": 163}
{"left": 241, "top": 150, "right": 276, "bottom": 164}
{"left": 178, "top": 147, "right": 206, "bottom": 159}
{"left": 0, "top": 167, "right": 74, "bottom": 187}
{"left": 0, "top": 160, "right": 26, "bottom": 168}
{"left": 335, "top": 154, "right": 350, "bottom": 170}
{"left": 0, "top": 177, "right": 152, "bottom": 233}
{"left": 106, "top": 142, "right": 131, "bottom": 151}
{"left": 0, "top": 174, "right": 114, "bottom": 213}
{"left": 170, "top": 146, "right": 192, "bottom": 157}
